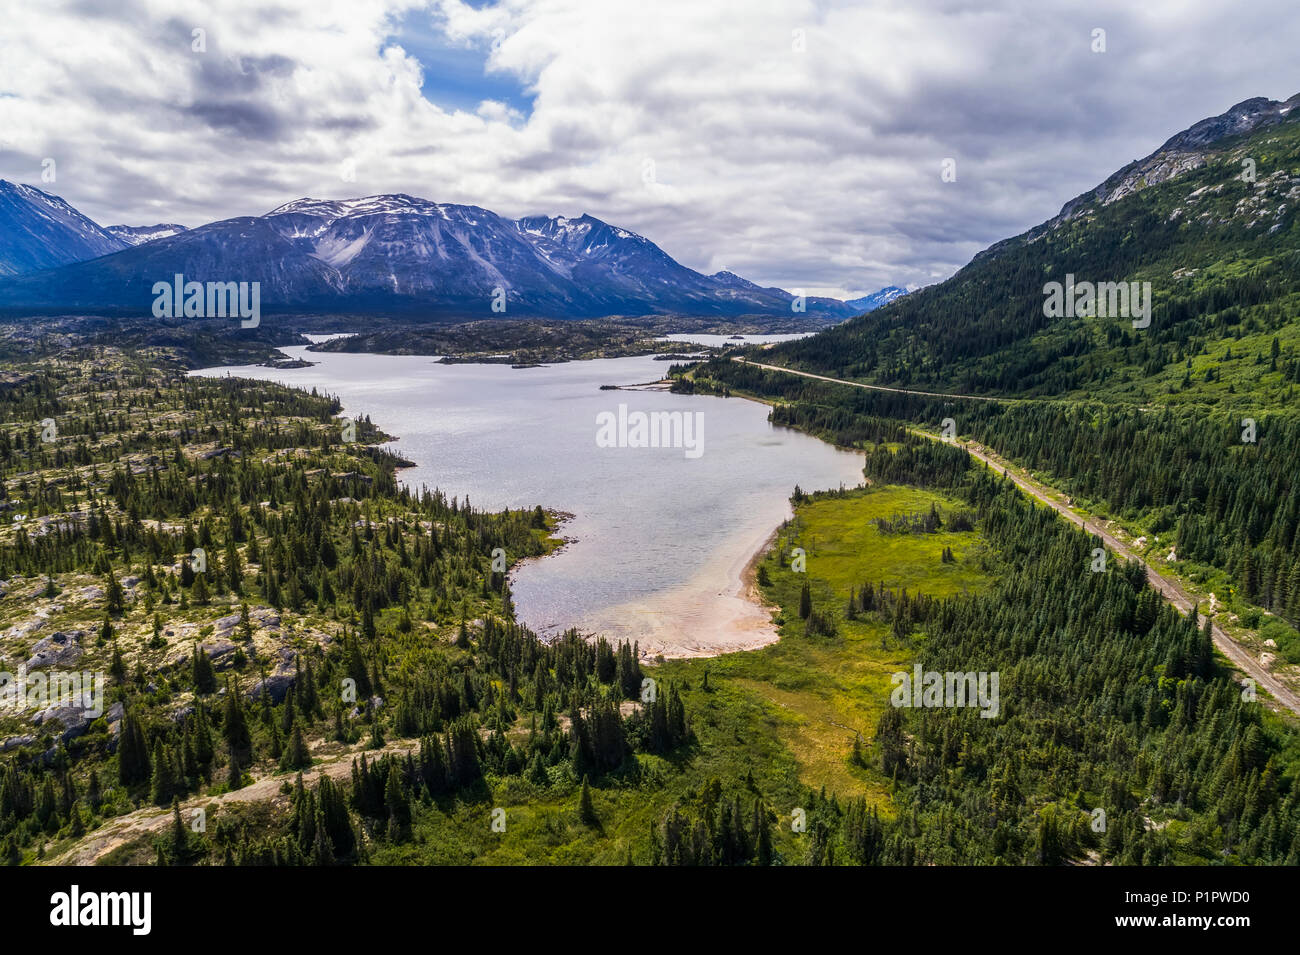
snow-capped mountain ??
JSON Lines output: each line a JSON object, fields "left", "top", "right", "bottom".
{"left": 0, "top": 180, "right": 127, "bottom": 276}
{"left": 0, "top": 190, "right": 858, "bottom": 319}
{"left": 844, "top": 286, "right": 909, "bottom": 313}
{"left": 709, "top": 270, "right": 763, "bottom": 289}
{"left": 105, "top": 223, "right": 189, "bottom": 246}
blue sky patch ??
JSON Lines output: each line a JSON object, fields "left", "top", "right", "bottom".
{"left": 385, "top": 8, "right": 535, "bottom": 119}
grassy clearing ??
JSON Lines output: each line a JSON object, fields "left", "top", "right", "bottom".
{"left": 104, "top": 483, "right": 994, "bottom": 865}
{"left": 670, "top": 485, "right": 990, "bottom": 804}
{"left": 378, "top": 484, "right": 990, "bottom": 863}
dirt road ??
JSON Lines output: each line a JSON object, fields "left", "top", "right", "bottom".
{"left": 731, "top": 356, "right": 1300, "bottom": 716}
{"left": 733, "top": 357, "right": 1021, "bottom": 403}
{"left": 47, "top": 740, "right": 416, "bottom": 866}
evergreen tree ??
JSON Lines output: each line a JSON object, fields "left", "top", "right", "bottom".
{"left": 192, "top": 572, "right": 210, "bottom": 605}
{"left": 192, "top": 646, "right": 217, "bottom": 695}
{"left": 150, "top": 739, "right": 175, "bottom": 805}
{"left": 222, "top": 679, "right": 251, "bottom": 761}
{"left": 282, "top": 720, "right": 312, "bottom": 771}
{"left": 105, "top": 571, "right": 125, "bottom": 616}
{"left": 117, "top": 710, "right": 152, "bottom": 785}
{"left": 384, "top": 763, "right": 411, "bottom": 841}
{"left": 226, "top": 743, "right": 243, "bottom": 791}
{"left": 579, "top": 775, "right": 597, "bottom": 826}
{"left": 167, "top": 797, "right": 190, "bottom": 863}
{"left": 754, "top": 799, "right": 773, "bottom": 866}
{"left": 109, "top": 645, "right": 126, "bottom": 683}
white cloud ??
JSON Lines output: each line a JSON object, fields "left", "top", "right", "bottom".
{"left": 0, "top": 0, "right": 1296, "bottom": 296}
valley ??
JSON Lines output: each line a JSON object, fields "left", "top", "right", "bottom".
{"left": 3, "top": 322, "right": 1297, "bottom": 868}
{"left": 1, "top": 87, "right": 1299, "bottom": 875}
{"left": 188, "top": 346, "right": 866, "bottom": 656}
{"left": 728, "top": 356, "right": 1300, "bottom": 713}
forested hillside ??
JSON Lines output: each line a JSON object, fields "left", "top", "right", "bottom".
{"left": 695, "top": 97, "right": 1300, "bottom": 707}
{"left": 660, "top": 454, "right": 1300, "bottom": 865}
{"left": 645, "top": 97, "right": 1300, "bottom": 865}
{"left": 0, "top": 345, "right": 685, "bottom": 864}
{"left": 686, "top": 362, "right": 1300, "bottom": 665}
{"left": 766, "top": 98, "right": 1300, "bottom": 409}
{"left": 3, "top": 335, "right": 1298, "bottom": 865}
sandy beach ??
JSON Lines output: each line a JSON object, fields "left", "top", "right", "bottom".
{"left": 582, "top": 518, "right": 789, "bottom": 660}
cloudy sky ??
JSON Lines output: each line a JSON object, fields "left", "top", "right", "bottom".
{"left": 0, "top": 0, "right": 1296, "bottom": 297}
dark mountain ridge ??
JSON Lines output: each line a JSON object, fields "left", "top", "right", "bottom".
{"left": 0, "top": 188, "right": 860, "bottom": 320}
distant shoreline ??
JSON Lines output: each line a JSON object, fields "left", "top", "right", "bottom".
{"left": 193, "top": 352, "right": 862, "bottom": 659}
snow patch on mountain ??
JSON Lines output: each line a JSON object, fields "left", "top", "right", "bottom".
{"left": 105, "top": 224, "right": 188, "bottom": 246}
{"left": 844, "top": 286, "right": 909, "bottom": 312}
{"left": 312, "top": 229, "right": 372, "bottom": 268}
{"left": 0, "top": 179, "right": 127, "bottom": 276}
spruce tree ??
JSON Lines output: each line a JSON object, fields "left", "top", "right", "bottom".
{"left": 193, "top": 705, "right": 215, "bottom": 775}
{"left": 117, "top": 710, "right": 152, "bottom": 785}
{"left": 754, "top": 799, "right": 773, "bottom": 865}
{"left": 150, "top": 739, "right": 174, "bottom": 805}
{"left": 222, "top": 679, "right": 251, "bottom": 760}
{"left": 282, "top": 720, "right": 311, "bottom": 771}
{"left": 384, "top": 764, "right": 411, "bottom": 841}
{"left": 226, "top": 743, "right": 243, "bottom": 791}
{"left": 105, "top": 571, "right": 125, "bottom": 616}
{"left": 579, "top": 775, "right": 597, "bottom": 826}
{"left": 109, "top": 645, "right": 126, "bottom": 683}
{"left": 168, "top": 797, "right": 189, "bottom": 863}
{"left": 192, "top": 646, "right": 217, "bottom": 695}
{"left": 528, "top": 752, "right": 548, "bottom": 787}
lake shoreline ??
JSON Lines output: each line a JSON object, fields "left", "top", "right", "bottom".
{"left": 660, "top": 520, "right": 787, "bottom": 660}
{"left": 505, "top": 475, "right": 793, "bottom": 662}
{"left": 625, "top": 517, "right": 789, "bottom": 662}
{"left": 191, "top": 348, "right": 862, "bottom": 658}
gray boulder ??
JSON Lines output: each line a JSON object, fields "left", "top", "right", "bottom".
{"left": 31, "top": 699, "right": 106, "bottom": 743}
{"left": 24, "top": 630, "right": 85, "bottom": 669}
{"left": 212, "top": 613, "right": 242, "bottom": 636}
{"left": 248, "top": 669, "right": 296, "bottom": 704}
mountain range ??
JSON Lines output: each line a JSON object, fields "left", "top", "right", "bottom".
{"left": 0, "top": 180, "right": 129, "bottom": 277}
{"left": 844, "top": 286, "right": 908, "bottom": 312}
{"left": 0, "top": 188, "right": 902, "bottom": 320}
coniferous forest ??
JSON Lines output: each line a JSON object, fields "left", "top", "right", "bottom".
{"left": 1, "top": 337, "right": 1297, "bottom": 867}
{"left": 1, "top": 51, "right": 1298, "bottom": 877}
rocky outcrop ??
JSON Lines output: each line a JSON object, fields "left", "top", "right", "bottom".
{"left": 975, "top": 93, "right": 1300, "bottom": 263}
{"left": 24, "top": 630, "right": 86, "bottom": 669}
{"left": 248, "top": 667, "right": 297, "bottom": 704}
{"left": 165, "top": 636, "right": 238, "bottom": 669}
{"left": 30, "top": 700, "right": 122, "bottom": 744}
{"left": 1055, "top": 95, "right": 1300, "bottom": 224}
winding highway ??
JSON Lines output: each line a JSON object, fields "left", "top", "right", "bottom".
{"left": 731, "top": 356, "right": 1300, "bottom": 716}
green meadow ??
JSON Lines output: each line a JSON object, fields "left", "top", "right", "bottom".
{"left": 370, "top": 484, "right": 991, "bottom": 863}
